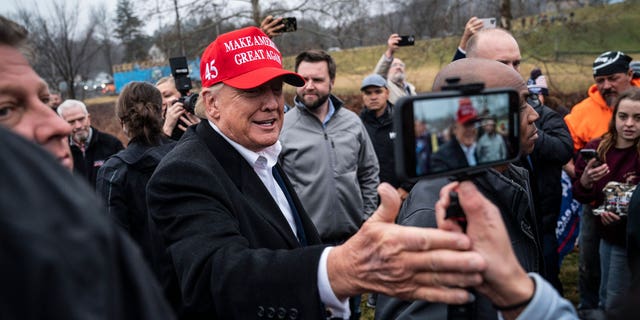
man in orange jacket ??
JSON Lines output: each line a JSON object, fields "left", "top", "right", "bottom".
{"left": 565, "top": 51, "right": 640, "bottom": 154}
{"left": 564, "top": 50, "right": 640, "bottom": 319}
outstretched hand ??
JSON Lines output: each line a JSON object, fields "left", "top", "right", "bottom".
{"left": 328, "top": 182, "right": 487, "bottom": 304}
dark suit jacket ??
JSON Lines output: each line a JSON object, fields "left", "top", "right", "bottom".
{"left": 147, "top": 122, "right": 327, "bottom": 320}
{"left": 430, "top": 138, "right": 472, "bottom": 173}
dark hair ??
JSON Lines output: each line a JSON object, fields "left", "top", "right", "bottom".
{"left": 597, "top": 87, "right": 640, "bottom": 161}
{"left": 294, "top": 49, "right": 336, "bottom": 81}
{"left": 116, "top": 82, "right": 164, "bottom": 146}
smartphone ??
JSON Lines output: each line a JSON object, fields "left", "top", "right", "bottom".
{"left": 480, "top": 17, "right": 497, "bottom": 29}
{"left": 394, "top": 88, "right": 521, "bottom": 180}
{"left": 579, "top": 148, "right": 602, "bottom": 165}
{"left": 397, "top": 35, "right": 415, "bottom": 46}
{"left": 281, "top": 17, "right": 297, "bottom": 32}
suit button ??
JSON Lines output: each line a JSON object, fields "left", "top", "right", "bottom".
{"left": 257, "top": 306, "right": 265, "bottom": 317}
{"left": 277, "top": 307, "right": 287, "bottom": 319}
{"left": 267, "top": 307, "right": 276, "bottom": 318}
{"left": 288, "top": 308, "right": 299, "bottom": 319}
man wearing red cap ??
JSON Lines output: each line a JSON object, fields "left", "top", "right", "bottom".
{"left": 146, "top": 27, "right": 489, "bottom": 320}
{"left": 430, "top": 97, "right": 481, "bottom": 172}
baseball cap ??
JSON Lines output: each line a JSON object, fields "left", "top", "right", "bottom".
{"left": 360, "top": 74, "right": 387, "bottom": 91}
{"left": 199, "top": 26, "right": 304, "bottom": 89}
{"left": 593, "top": 51, "right": 632, "bottom": 77}
{"left": 456, "top": 97, "right": 478, "bottom": 125}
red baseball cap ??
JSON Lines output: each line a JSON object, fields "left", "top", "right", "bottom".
{"left": 456, "top": 97, "right": 478, "bottom": 125}
{"left": 200, "top": 26, "right": 305, "bottom": 89}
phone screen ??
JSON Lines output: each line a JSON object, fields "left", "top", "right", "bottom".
{"left": 394, "top": 88, "right": 521, "bottom": 180}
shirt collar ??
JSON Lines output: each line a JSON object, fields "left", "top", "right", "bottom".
{"left": 208, "top": 120, "right": 281, "bottom": 169}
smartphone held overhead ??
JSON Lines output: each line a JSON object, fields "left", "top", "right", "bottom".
{"left": 397, "top": 35, "right": 415, "bottom": 46}
{"left": 480, "top": 17, "right": 497, "bottom": 29}
{"left": 280, "top": 17, "right": 297, "bottom": 32}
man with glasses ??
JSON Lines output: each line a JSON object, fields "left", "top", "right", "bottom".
{"left": 373, "top": 34, "right": 417, "bottom": 104}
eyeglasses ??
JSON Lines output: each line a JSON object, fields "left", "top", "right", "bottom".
{"left": 391, "top": 62, "right": 405, "bottom": 68}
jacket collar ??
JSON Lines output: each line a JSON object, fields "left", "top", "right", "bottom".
{"left": 192, "top": 121, "right": 309, "bottom": 248}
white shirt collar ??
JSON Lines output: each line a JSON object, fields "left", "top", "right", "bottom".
{"left": 208, "top": 120, "right": 281, "bottom": 168}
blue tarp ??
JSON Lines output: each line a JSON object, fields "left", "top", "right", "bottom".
{"left": 113, "top": 58, "right": 201, "bottom": 93}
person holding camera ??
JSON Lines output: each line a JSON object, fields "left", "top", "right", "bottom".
{"left": 373, "top": 34, "right": 417, "bottom": 104}
{"left": 155, "top": 76, "right": 200, "bottom": 140}
{"left": 376, "top": 58, "right": 546, "bottom": 320}
{"left": 572, "top": 87, "right": 640, "bottom": 315}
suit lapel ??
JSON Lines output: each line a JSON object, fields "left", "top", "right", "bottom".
{"left": 194, "top": 122, "right": 302, "bottom": 248}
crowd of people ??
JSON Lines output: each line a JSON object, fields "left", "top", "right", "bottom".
{"left": 2, "top": 12, "right": 640, "bottom": 320}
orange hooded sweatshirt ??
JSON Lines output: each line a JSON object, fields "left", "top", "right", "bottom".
{"left": 564, "top": 78, "right": 640, "bottom": 152}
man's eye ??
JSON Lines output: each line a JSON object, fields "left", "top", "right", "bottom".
{"left": 0, "top": 105, "right": 16, "bottom": 120}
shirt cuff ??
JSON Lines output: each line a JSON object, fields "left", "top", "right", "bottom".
{"left": 318, "top": 247, "right": 350, "bottom": 319}
{"left": 457, "top": 47, "right": 467, "bottom": 55}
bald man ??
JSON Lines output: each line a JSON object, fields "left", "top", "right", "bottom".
{"left": 465, "top": 28, "right": 522, "bottom": 71}
{"left": 375, "top": 58, "right": 553, "bottom": 320}
{"left": 460, "top": 27, "right": 573, "bottom": 295}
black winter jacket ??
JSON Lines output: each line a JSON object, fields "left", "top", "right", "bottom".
{"left": 375, "top": 166, "right": 542, "bottom": 320}
{"left": 525, "top": 102, "right": 573, "bottom": 234}
{"left": 360, "top": 103, "right": 412, "bottom": 191}
{"left": 96, "top": 137, "right": 176, "bottom": 271}
{"left": 71, "top": 126, "right": 124, "bottom": 187}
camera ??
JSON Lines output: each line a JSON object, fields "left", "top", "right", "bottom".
{"left": 169, "top": 56, "right": 199, "bottom": 114}
{"left": 393, "top": 84, "right": 521, "bottom": 180}
{"left": 281, "top": 17, "right": 297, "bottom": 32}
{"left": 397, "top": 35, "right": 415, "bottom": 46}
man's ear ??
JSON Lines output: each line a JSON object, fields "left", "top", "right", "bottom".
{"left": 204, "top": 91, "right": 219, "bottom": 120}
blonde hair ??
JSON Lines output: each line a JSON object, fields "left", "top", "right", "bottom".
{"left": 154, "top": 76, "right": 174, "bottom": 87}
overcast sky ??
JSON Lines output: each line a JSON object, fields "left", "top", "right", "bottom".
{"left": 1, "top": 0, "right": 157, "bottom": 35}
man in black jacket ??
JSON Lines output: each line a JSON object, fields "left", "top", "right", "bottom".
{"left": 147, "top": 26, "right": 489, "bottom": 320}
{"left": 376, "top": 58, "right": 543, "bottom": 320}
{"left": 0, "top": 15, "right": 174, "bottom": 320}
{"left": 359, "top": 74, "right": 412, "bottom": 200}
{"left": 57, "top": 99, "right": 124, "bottom": 187}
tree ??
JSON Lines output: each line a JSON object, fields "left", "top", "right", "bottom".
{"left": 15, "top": 1, "right": 102, "bottom": 99}
{"left": 93, "top": 4, "right": 118, "bottom": 76}
{"left": 114, "top": 0, "right": 148, "bottom": 62}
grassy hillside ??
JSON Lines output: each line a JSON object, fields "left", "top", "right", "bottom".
{"left": 282, "top": 1, "right": 640, "bottom": 97}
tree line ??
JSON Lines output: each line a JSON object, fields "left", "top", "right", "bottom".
{"left": 10, "top": 0, "right": 612, "bottom": 99}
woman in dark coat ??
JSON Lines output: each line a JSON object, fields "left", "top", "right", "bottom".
{"left": 96, "top": 82, "right": 176, "bottom": 279}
